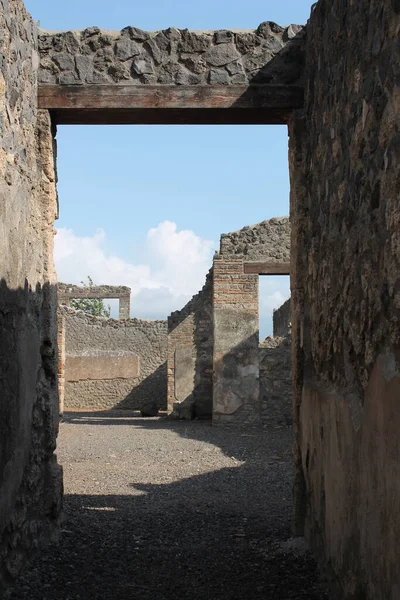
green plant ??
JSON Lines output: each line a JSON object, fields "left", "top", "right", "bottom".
{"left": 70, "top": 276, "right": 111, "bottom": 318}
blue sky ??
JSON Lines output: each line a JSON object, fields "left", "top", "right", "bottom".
{"left": 25, "top": 0, "right": 314, "bottom": 336}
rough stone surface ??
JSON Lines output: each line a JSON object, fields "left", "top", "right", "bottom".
{"left": 61, "top": 307, "right": 167, "bottom": 411}
{"left": 259, "top": 336, "right": 292, "bottom": 427}
{"left": 37, "top": 24, "right": 306, "bottom": 86}
{"left": 0, "top": 0, "right": 62, "bottom": 592}
{"left": 58, "top": 283, "right": 131, "bottom": 319}
{"left": 219, "top": 217, "right": 291, "bottom": 262}
{"left": 168, "top": 270, "right": 213, "bottom": 419}
{"left": 273, "top": 298, "right": 291, "bottom": 337}
{"left": 289, "top": 0, "right": 400, "bottom": 597}
{"left": 213, "top": 257, "right": 260, "bottom": 424}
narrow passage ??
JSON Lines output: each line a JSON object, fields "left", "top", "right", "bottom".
{"left": 9, "top": 413, "right": 329, "bottom": 600}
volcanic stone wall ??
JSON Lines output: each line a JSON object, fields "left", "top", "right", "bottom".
{"left": 259, "top": 335, "right": 292, "bottom": 427}
{"left": 273, "top": 298, "right": 291, "bottom": 337}
{"left": 58, "top": 283, "right": 131, "bottom": 319}
{"left": 290, "top": 0, "right": 400, "bottom": 597}
{"left": 0, "top": 0, "right": 62, "bottom": 592}
{"left": 37, "top": 23, "right": 305, "bottom": 86}
{"left": 62, "top": 308, "right": 167, "bottom": 411}
{"left": 167, "top": 270, "right": 213, "bottom": 419}
{"left": 213, "top": 217, "right": 291, "bottom": 424}
{"left": 219, "top": 217, "right": 291, "bottom": 261}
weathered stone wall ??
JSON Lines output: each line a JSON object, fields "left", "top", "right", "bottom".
{"left": 167, "top": 270, "right": 213, "bottom": 419}
{"left": 273, "top": 298, "right": 291, "bottom": 337}
{"left": 220, "top": 217, "right": 291, "bottom": 261}
{"left": 58, "top": 283, "right": 131, "bottom": 319}
{"left": 37, "top": 24, "right": 305, "bottom": 86}
{"left": 290, "top": 0, "right": 400, "bottom": 597}
{"left": 62, "top": 307, "right": 167, "bottom": 411}
{"left": 212, "top": 217, "right": 291, "bottom": 424}
{"left": 259, "top": 336, "right": 292, "bottom": 427}
{"left": 0, "top": 0, "right": 62, "bottom": 591}
{"left": 213, "top": 256, "right": 260, "bottom": 424}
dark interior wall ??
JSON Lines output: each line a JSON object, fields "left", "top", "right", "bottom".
{"left": 0, "top": 0, "right": 62, "bottom": 591}
{"left": 290, "top": 1, "right": 400, "bottom": 597}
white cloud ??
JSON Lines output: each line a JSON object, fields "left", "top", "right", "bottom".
{"left": 54, "top": 221, "right": 215, "bottom": 319}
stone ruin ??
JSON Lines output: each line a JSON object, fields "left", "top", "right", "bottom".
{"left": 56, "top": 218, "right": 291, "bottom": 426}
{"left": 0, "top": 0, "right": 398, "bottom": 596}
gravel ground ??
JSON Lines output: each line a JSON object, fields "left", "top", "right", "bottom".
{"left": 8, "top": 411, "right": 330, "bottom": 600}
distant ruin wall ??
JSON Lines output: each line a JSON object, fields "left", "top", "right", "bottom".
{"left": 62, "top": 308, "right": 167, "bottom": 411}
{"left": 0, "top": 0, "right": 62, "bottom": 591}
{"left": 58, "top": 283, "right": 131, "bottom": 319}
{"left": 290, "top": 0, "right": 400, "bottom": 597}
{"left": 220, "top": 217, "right": 291, "bottom": 261}
{"left": 213, "top": 256, "right": 259, "bottom": 424}
{"left": 259, "top": 336, "right": 292, "bottom": 427}
{"left": 167, "top": 270, "right": 213, "bottom": 419}
{"left": 273, "top": 298, "right": 291, "bottom": 337}
{"left": 38, "top": 24, "right": 305, "bottom": 86}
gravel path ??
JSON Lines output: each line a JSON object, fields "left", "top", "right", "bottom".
{"left": 8, "top": 412, "right": 330, "bottom": 600}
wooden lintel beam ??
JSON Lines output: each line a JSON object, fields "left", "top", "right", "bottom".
{"left": 244, "top": 262, "right": 291, "bottom": 275}
{"left": 38, "top": 84, "right": 303, "bottom": 125}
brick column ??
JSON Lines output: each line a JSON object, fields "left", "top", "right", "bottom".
{"left": 57, "top": 311, "right": 65, "bottom": 416}
{"left": 119, "top": 295, "right": 130, "bottom": 319}
{"left": 212, "top": 256, "right": 260, "bottom": 424}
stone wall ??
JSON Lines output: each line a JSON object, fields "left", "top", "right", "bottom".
{"left": 259, "top": 336, "right": 292, "bottom": 427}
{"left": 220, "top": 217, "right": 291, "bottom": 262}
{"left": 167, "top": 270, "right": 213, "bottom": 419}
{"left": 290, "top": 0, "right": 400, "bottom": 597}
{"left": 37, "top": 24, "right": 305, "bottom": 87}
{"left": 273, "top": 298, "right": 291, "bottom": 337}
{"left": 213, "top": 256, "right": 260, "bottom": 424}
{"left": 58, "top": 283, "right": 131, "bottom": 319}
{"left": 212, "top": 217, "right": 291, "bottom": 424}
{"left": 62, "top": 307, "right": 167, "bottom": 411}
{"left": 0, "top": 0, "right": 62, "bottom": 592}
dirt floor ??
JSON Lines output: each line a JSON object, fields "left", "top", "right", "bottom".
{"left": 7, "top": 412, "right": 330, "bottom": 600}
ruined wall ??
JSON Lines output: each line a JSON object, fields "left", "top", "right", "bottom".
{"left": 213, "top": 256, "right": 260, "bottom": 424}
{"left": 213, "top": 217, "right": 291, "bottom": 424}
{"left": 259, "top": 336, "right": 292, "bottom": 427}
{"left": 0, "top": 0, "right": 62, "bottom": 591}
{"left": 37, "top": 24, "right": 305, "bottom": 86}
{"left": 58, "top": 283, "right": 131, "bottom": 319}
{"left": 290, "top": 0, "right": 400, "bottom": 597}
{"left": 62, "top": 308, "right": 167, "bottom": 411}
{"left": 220, "top": 217, "right": 291, "bottom": 262}
{"left": 167, "top": 270, "right": 213, "bottom": 419}
{"left": 273, "top": 298, "right": 291, "bottom": 337}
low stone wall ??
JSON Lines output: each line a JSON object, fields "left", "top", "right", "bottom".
{"left": 273, "top": 298, "right": 291, "bottom": 337}
{"left": 167, "top": 270, "right": 213, "bottom": 419}
{"left": 38, "top": 23, "right": 305, "bottom": 86}
{"left": 259, "top": 336, "right": 292, "bottom": 427}
{"left": 61, "top": 307, "right": 167, "bottom": 411}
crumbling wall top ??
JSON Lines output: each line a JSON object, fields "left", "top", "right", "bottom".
{"left": 219, "top": 216, "right": 291, "bottom": 262}
{"left": 38, "top": 22, "right": 305, "bottom": 86}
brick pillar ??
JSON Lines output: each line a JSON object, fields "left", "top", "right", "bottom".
{"left": 119, "top": 295, "right": 130, "bottom": 319}
{"left": 212, "top": 256, "right": 260, "bottom": 424}
{"left": 57, "top": 311, "right": 65, "bottom": 416}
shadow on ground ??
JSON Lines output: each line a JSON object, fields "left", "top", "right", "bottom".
{"left": 7, "top": 412, "right": 330, "bottom": 600}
